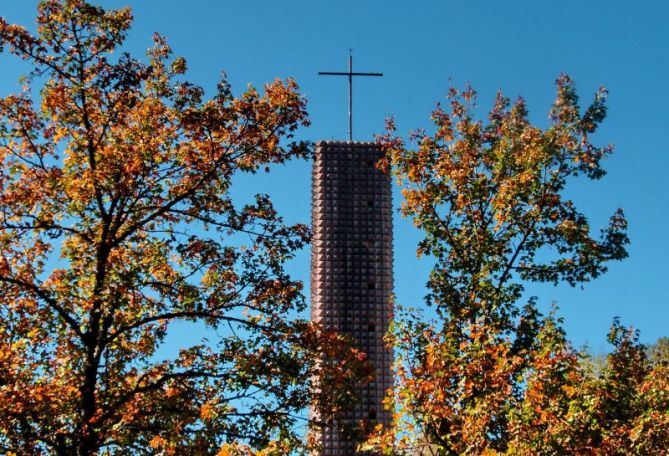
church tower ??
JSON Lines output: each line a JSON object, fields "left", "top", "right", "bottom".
{"left": 311, "top": 140, "right": 393, "bottom": 454}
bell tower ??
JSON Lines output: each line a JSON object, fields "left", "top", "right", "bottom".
{"left": 310, "top": 140, "right": 393, "bottom": 454}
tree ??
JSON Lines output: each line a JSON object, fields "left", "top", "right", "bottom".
{"left": 364, "top": 76, "right": 641, "bottom": 455}
{"left": 0, "top": 1, "right": 366, "bottom": 454}
{"left": 649, "top": 337, "right": 669, "bottom": 367}
{"left": 506, "top": 318, "right": 669, "bottom": 456}
{"left": 581, "top": 335, "right": 669, "bottom": 378}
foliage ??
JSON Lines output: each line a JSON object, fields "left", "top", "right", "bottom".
{"left": 0, "top": 1, "right": 368, "bottom": 454}
{"left": 363, "top": 77, "right": 666, "bottom": 455}
{"left": 649, "top": 337, "right": 669, "bottom": 367}
{"left": 506, "top": 319, "right": 669, "bottom": 456}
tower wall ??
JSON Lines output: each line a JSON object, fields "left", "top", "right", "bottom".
{"left": 311, "top": 141, "right": 393, "bottom": 454}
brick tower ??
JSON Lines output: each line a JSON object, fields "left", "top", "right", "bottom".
{"left": 311, "top": 140, "right": 393, "bottom": 454}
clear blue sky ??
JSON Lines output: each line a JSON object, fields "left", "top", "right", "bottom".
{"left": 1, "top": 0, "right": 667, "bottom": 353}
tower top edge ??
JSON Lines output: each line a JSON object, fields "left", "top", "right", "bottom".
{"left": 315, "top": 140, "right": 379, "bottom": 148}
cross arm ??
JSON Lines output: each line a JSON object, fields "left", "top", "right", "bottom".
{"left": 318, "top": 72, "right": 383, "bottom": 76}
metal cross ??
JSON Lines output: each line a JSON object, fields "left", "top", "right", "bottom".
{"left": 319, "top": 50, "right": 383, "bottom": 141}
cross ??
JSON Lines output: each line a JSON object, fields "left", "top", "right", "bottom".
{"left": 319, "top": 50, "right": 383, "bottom": 141}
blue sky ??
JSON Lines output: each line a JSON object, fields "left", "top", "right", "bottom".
{"left": 1, "top": 0, "right": 667, "bottom": 353}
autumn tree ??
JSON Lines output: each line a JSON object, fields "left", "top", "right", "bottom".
{"left": 362, "top": 76, "right": 652, "bottom": 455}
{"left": 0, "top": 1, "right": 367, "bottom": 455}
{"left": 649, "top": 337, "right": 669, "bottom": 366}
{"left": 504, "top": 317, "right": 669, "bottom": 456}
